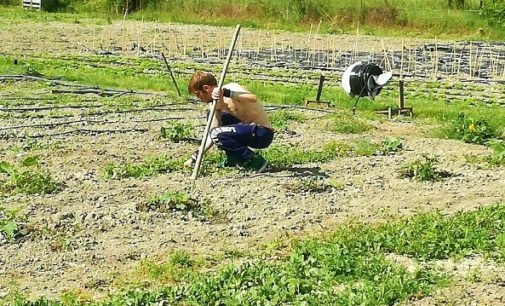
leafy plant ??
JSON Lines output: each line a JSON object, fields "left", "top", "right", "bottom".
{"left": 400, "top": 155, "right": 442, "bottom": 181}
{"left": 0, "top": 206, "right": 26, "bottom": 242}
{"left": 446, "top": 112, "right": 498, "bottom": 145}
{"left": 0, "top": 156, "right": 62, "bottom": 195}
{"left": 353, "top": 140, "right": 380, "bottom": 156}
{"left": 16, "top": 203, "right": 505, "bottom": 305}
{"left": 146, "top": 191, "right": 195, "bottom": 212}
{"left": 138, "top": 191, "right": 224, "bottom": 221}
{"left": 487, "top": 140, "right": 505, "bottom": 166}
{"left": 381, "top": 137, "right": 404, "bottom": 155}
{"left": 160, "top": 122, "right": 195, "bottom": 142}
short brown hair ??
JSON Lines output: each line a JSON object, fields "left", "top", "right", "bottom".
{"left": 188, "top": 71, "right": 217, "bottom": 93}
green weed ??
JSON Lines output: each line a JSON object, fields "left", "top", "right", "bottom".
{"left": 326, "top": 113, "right": 373, "bottom": 134}
{"left": 446, "top": 112, "right": 499, "bottom": 145}
{"left": 262, "top": 141, "right": 351, "bottom": 168}
{"left": 369, "top": 204, "right": 505, "bottom": 260}
{"left": 139, "top": 191, "right": 224, "bottom": 221}
{"left": 487, "top": 140, "right": 505, "bottom": 166}
{"left": 135, "top": 250, "right": 201, "bottom": 284}
{"left": 400, "top": 155, "right": 442, "bottom": 181}
{"left": 283, "top": 177, "right": 332, "bottom": 193}
{"left": 353, "top": 140, "right": 380, "bottom": 156}
{"left": 0, "top": 156, "right": 62, "bottom": 195}
{"left": 140, "top": 191, "right": 196, "bottom": 212}
{"left": 104, "top": 155, "right": 182, "bottom": 179}
{"left": 465, "top": 140, "right": 505, "bottom": 168}
{"left": 381, "top": 137, "right": 404, "bottom": 155}
{"left": 352, "top": 137, "right": 404, "bottom": 156}
{"left": 0, "top": 205, "right": 26, "bottom": 242}
{"left": 160, "top": 122, "right": 195, "bottom": 142}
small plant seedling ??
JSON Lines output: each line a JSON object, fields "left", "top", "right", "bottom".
{"left": 400, "top": 155, "right": 441, "bottom": 181}
{"left": 160, "top": 122, "right": 195, "bottom": 142}
{"left": 0, "top": 205, "right": 27, "bottom": 242}
{"left": 142, "top": 191, "right": 197, "bottom": 212}
{"left": 381, "top": 137, "right": 404, "bottom": 155}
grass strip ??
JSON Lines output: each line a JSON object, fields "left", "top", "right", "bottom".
{"left": 11, "top": 204, "right": 505, "bottom": 305}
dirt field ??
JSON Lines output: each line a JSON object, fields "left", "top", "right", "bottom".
{"left": 1, "top": 18, "right": 505, "bottom": 303}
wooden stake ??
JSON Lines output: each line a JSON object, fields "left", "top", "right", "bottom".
{"left": 191, "top": 25, "right": 241, "bottom": 183}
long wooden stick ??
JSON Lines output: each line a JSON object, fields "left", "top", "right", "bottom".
{"left": 191, "top": 25, "right": 241, "bottom": 182}
{"left": 161, "top": 52, "right": 181, "bottom": 97}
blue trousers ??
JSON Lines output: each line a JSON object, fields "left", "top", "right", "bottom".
{"left": 210, "top": 113, "right": 274, "bottom": 162}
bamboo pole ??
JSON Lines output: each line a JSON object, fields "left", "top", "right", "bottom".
{"left": 191, "top": 25, "right": 241, "bottom": 183}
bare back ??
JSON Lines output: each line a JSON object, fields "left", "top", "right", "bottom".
{"left": 215, "top": 83, "right": 273, "bottom": 130}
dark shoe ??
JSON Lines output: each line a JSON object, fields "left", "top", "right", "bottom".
{"left": 220, "top": 155, "right": 240, "bottom": 167}
{"left": 241, "top": 153, "right": 268, "bottom": 172}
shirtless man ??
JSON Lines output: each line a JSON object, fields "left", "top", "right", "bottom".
{"left": 184, "top": 71, "right": 274, "bottom": 172}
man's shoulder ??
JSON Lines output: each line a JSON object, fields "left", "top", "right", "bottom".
{"left": 223, "top": 83, "right": 249, "bottom": 93}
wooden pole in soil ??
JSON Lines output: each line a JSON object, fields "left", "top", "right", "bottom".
{"left": 191, "top": 25, "right": 241, "bottom": 184}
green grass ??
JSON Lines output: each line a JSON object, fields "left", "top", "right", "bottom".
{"left": 269, "top": 110, "right": 308, "bottom": 131}
{"left": 103, "top": 155, "right": 183, "bottom": 179}
{"left": 2, "top": 53, "right": 504, "bottom": 132}
{"left": 10, "top": 203, "right": 505, "bottom": 306}
{"left": 262, "top": 141, "right": 352, "bottom": 169}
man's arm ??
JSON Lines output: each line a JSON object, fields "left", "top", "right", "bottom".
{"left": 232, "top": 91, "right": 257, "bottom": 103}
{"left": 220, "top": 83, "right": 257, "bottom": 103}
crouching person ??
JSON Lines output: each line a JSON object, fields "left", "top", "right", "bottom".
{"left": 184, "top": 71, "right": 274, "bottom": 172}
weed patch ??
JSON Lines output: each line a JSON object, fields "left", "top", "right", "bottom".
{"left": 283, "top": 177, "right": 333, "bottom": 193}
{"left": 104, "top": 156, "right": 182, "bottom": 179}
{"left": 325, "top": 113, "right": 373, "bottom": 134}
{"left": 400, "top": 155, "right": 447, "bottom": 181}
{"left": 269, "top": 110, "right": 308, "bottom": 131}
{"left": 262, "top": 141, "right": 351, "bottom": 169}
{"left": 465, "top": 140, "right": 505, "bottom": 168}
{"left": 352, "top": 137, "right": 404, "bottom": 156}
{"left": 445, "top": 112, "right": 499, "bottom": 145}
{"left": 369, "top": 204, "right": 505, "bottom": 260}
{"left": 134, "top": 250, "right": 202, "bottom": 284}
{"left": 160, "top": 122, "right": 195, "bottom": 142}
{"left": 138, "top": 191, "right": 225, "bottom": 222}
{"left": 0, "top": 156, "right": 62, "bottom": 195}
{"left": 13, "top": 204, "right": 505, "bottom": 305}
